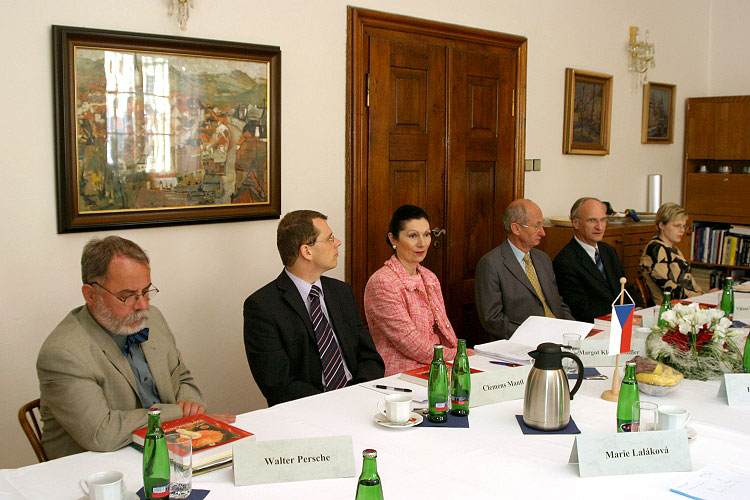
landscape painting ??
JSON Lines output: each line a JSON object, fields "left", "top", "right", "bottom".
{"left": 563, "top": 68, "right": 612, "bottom": 155}
{"left": 642, "top": 82, "right": 675, "bottom": 144}
{"left": 54, "top": 26, "right": 280, "bottom": 232}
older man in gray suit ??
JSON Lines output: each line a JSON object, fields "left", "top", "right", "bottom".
{"left": 37, "top": 236, "right": 208, "bottom": 459}
{"left": 475, "top": 199, "right": 573, "bottom": 340}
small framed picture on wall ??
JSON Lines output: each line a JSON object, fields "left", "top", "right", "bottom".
{"left": 642, "top": 82, "right": 676, "bottom": 144}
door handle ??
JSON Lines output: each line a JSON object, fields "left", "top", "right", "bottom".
{"left": 432, "top": 227, "right": 446, "bottom": 237}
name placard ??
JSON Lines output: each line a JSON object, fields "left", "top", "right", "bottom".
{"left": 233, "top": 435, "right": 355, "bottom": 486}
{"left": 469, "top": 365, "right": 531, "bottom": 407}
{"left": 734, "top": 292, "right": 750, "bottom": 321}
{"left": 718, "top": 373, "right": 750, "bottom": 406}
{"left": 568, "top": 430, "right": 691, "bottom": 478}
{"left": 577, "top": 338, "right": 646, "bottom": 366}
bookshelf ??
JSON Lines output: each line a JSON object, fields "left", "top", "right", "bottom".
{"left": 683, "top": 96, "right": 750, "bottom": 286}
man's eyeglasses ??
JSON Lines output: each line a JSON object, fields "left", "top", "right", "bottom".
{"left": 576, "top": 217, "right": 608, "bottom": 225}
{"left": 518, "top": 223, "right": 544, "bottom": 232}
{"left": 91, "top": 282, "right": 159, "bottom": 305}
{"left": 307, "top": 234, "right": 336, "bottom": 246}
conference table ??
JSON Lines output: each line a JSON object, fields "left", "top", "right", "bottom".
{"left": 2, "top": 294, "right": 749, "bottom": 499}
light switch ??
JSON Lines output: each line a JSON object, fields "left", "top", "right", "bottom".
{"left": 525, "top": 159, "right": 533, "bottom": 171}
{"left": 532, "top": 159, "right": 542, "bottom": 171}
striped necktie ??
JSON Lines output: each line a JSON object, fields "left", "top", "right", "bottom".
{"left": 308, "top": 285, "right": 348, "bottom": 391}
{"left": 123, "top": 328, "right": 149, "bottom": 356}
{"left": 595, "top": 248, "right": 607, "bottom": 279}
{"left": 523, "top": 254, "right": 555, "bottom": 318}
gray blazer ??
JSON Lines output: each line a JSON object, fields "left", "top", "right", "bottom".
{"left": 475, "top": 239, "right": 573, "bottom": 340}
{"left": 37, "top": 305, "right": 204, "bottom": 459}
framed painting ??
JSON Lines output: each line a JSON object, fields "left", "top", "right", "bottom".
{"left": 53, "top": 26, "right": 281, "bottom": 233}
{"left": 642, "top": 82, "right": 676, "bottom": 144}
{"left": 562, "top": 68, "right": 613, "bottom": 155}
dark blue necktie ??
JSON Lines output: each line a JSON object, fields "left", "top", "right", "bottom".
{"left": 123, "top": 328, "right": 149, "bottom": 356}
{"left": 595, "top": 249, "right": 607, "bottom": 279}
{"left": 308, "top": 285, "right": 347, "bottom": 391}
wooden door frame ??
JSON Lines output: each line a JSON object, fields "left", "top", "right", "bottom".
{"left": 346, "top": 6, "right": 527, "bottom": 302}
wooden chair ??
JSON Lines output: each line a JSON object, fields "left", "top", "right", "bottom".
{"left": 18, "top": 399, "right": 48, "bottom": 462}
{"left": 636, "top": 272, "right": 654, "bottom": 308}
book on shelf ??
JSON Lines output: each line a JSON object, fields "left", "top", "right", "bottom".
{"left": 399, "top": 362, "right": 483, "bottom": 386}
{"left": 692, "top": 222, "right": 750, "bottom": 267}
{"left": 132, "top": 414, "right": 254, "bottom": 471}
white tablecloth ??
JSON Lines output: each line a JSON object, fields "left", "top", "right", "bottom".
{"left": 2, "top": 370, "right": 749, "bottom": 500}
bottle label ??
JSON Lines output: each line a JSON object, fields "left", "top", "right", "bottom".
{"left": 451, "top": 396, "right": 468, "bottom": 406}
{"left": 432, "top": 401, "right": 448, "bottom": 413}
{"left": 150, "top": 486, "right": 170, "bottom": 498}
{"left": 619, "top": 422, "right": 633, "bottom": 432}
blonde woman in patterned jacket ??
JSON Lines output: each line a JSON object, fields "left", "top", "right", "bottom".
{"left": 364, "top": 205, "right": 460, "bottom": 376}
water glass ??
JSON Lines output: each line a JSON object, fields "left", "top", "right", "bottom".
{"left": 631, "top": 401, "right": 658, "bottom": 432}
{"left": 166, "top": 433, "right": 192, "bottom": 499}
{"left": 562, "top": 333, "right": 581, "bottom": 374}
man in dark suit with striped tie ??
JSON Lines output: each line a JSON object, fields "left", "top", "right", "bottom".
{"left": 243, "top": 210, "right": 384, "bottom": 406}
{"left": 553, "top": 197, "right": 643, "bottom": 323}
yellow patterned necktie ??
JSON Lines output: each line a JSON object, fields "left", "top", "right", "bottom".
{"left": 523, "top": 253, "right": 555, "bottom": 318}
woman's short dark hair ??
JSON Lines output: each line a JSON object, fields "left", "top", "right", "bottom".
{"left": 386, "top": 205, "right": 430, "bottom": 246}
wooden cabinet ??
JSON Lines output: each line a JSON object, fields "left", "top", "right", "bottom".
{"left": 683, "top": 96, "right": 750, "bottom": 278}
{"left": 536, "top": 220, "right": 675, "bottom": 286}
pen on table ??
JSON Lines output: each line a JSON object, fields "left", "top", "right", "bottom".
{"left": 375, "top": 384, "right": 412, "bottom": 392}
{"left": 488, "top": 360, "right": 523, "bottom": 367}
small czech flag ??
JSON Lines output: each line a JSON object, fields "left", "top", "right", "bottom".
{"left": 607, "top": 290, "right": 635, "bottom": 355}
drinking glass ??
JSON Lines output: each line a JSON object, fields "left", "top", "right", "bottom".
{"left": 631, "top": 401, "right": 658, "bottom": 432}
{"left": 166, "top": 433, "right": 192, "bottom": 499}
{"left": 562, "top": 333, "right": 581, "bottom": 375}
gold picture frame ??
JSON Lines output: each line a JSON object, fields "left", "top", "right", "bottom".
{"left": 642, "top": 82, "right": 676, "bottom": 144}
{"left": 563, "top": 68, "right": 613, "bottom": 155}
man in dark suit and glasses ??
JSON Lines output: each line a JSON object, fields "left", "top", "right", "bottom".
{"left": 243, "top": 210, "right": 384, "bottom": 406}
{"left": 553, "top": 197, "right": 643, "bottom": 323}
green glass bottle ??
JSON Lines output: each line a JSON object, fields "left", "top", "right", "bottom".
{"left": 657, "top": 291, "right": 672, "bottom": 327}
{"left": 427, "top": 344, "right": 448, "bottom": 423}
{"left": 743, "top": 334, "right": 750, "bottom": 373}
{"left": 450, "top": 339, "right": 471, "bottom": 416}
{"left": 355, "top": 449, "right": 383, "bottom": 500}
{"left": 616, "top": 361, "right": 639, "bottom": 432}
{"left": 143, "top": 409, "right": 170, "bottom": 499}
{"left": 720, "top": 277, "right": 734, "bottom": 321}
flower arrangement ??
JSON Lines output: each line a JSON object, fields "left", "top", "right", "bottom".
{"left": 646, "top": 302, "right": 744, "bottom": 380}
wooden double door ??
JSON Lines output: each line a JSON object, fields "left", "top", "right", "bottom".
{"left": 347, "top": 8, "right": 527, "bottom": 345}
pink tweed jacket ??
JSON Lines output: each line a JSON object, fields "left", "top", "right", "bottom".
{"left": 364, "top": 255, "right": 458, "bottom": 376}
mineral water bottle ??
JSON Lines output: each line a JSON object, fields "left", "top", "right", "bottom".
{"left": 719, "top": 277, "right": 734, "bottom": 321}
{"left": 355, "top": 449, "right": 383, "bottom": 500}
{"left": 427, "top": 345, "right": 449, "bottom": 423}
{"left": 657, "top": 291, "right": 672, "bottom": 327}
{"left": 450, "top": 339, "right": 471, "bottom": 416}
{"left": 743, "top": 334, "right": 750, "bottom": 373}
{"left": 616, "top": 361, "right": 639, "bottom": 432}
{"left": 143, "top": 409, "right": 170, "bottom": 499}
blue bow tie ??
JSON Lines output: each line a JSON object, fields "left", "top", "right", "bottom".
{"left": 123, "top": 328, "right": 149, "bottom": 356}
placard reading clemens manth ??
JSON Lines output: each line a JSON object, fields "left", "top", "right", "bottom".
{"left": 568, "top": 430, "right": 691, "bottom": 478}
{"left": 233, "top": 435, "right": 355, "bottom": 486}
{"left": 470, "top": 365, "right": 531, "bottom": 407}
{"left": 718, "top": 373, "right": 750, "bottom": 406}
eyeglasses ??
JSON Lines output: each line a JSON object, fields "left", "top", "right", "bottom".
{"left": 576, "top": 217, "right": 608, "bottom": 225}
{"left": 518, "top": 223, "right": 544, "bottom": 232}
{"left": 307, "top": 234, "right": 336, "bottom": 246}
{"left": 668, "top": 223, "right": 688, "bottom": 230}
{"left": 91, "top": 282, "right": 159, "bottom": 305}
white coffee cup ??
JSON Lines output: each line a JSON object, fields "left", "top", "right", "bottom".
{"left": 79, "top": 471, "right": 125, "bottom": 500}
{"left": 656, "top": 405, "right": 692, "bottom": 431}
{"left": 377, "top": 393, "right": 412, "bottom": 423}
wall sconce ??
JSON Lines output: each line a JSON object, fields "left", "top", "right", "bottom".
{"left": 167, "top": 0, "right": 194, "bottom": 31}
{"left": 628, "top": 26, "right": 655, "bottom": 85}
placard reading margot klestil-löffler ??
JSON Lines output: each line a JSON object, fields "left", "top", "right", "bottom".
{"left": 568, "top": 430, "right": 691, "bottom": 478}
{"left": 469, "top": 365, "right": 531, "bottom": 407}
{"left": 718, "top": 373, "right": 750, "bottom": 406}
{"left": 233, "top": 435, "right": 355, "bottom": 486}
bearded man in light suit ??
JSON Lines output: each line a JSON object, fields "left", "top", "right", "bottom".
{"left": 37, "top": 236, "right": 207, "bottom": 459}
{"left": 475, "top": 199, "right": 574, "bottom": 340}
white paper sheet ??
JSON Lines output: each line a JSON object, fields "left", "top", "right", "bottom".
{"left": 508, "top": 316, "right": 595, "bottom": 348}
{"left": 670, "top": 464, "right": 750, "bottom": 500}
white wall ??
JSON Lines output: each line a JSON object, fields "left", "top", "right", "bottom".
{"left": 708, "top": 0, "right": 750, "bottom": 95}
{"left": 0, "top": 0, "right": 716, "bottom": 468}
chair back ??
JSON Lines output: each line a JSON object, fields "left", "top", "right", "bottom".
{"left": 18, "top": 398, "right": 48, "bottom": 462}
{"left": 636, "top": 271, "right": 654, "bottom": 308}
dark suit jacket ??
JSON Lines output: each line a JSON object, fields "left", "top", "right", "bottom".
{"left": 243, "top": 270, "right": 384, "bottom": 406}
{"left": 553, "top": 239, "right": 643, "bottom": 323}
{"left": 475, "top": 240, "right": 574, "bottom": 341}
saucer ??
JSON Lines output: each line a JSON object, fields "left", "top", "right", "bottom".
{"left": 79, "top": 492, "right": 138, "bottom": 500}
{"left": 374, "top": 411, "right": 423, "bottom": 428}
{"left": 687, "top": 426, "right": 697, "bottom": 441}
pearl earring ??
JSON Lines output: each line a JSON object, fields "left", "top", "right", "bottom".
{"left": 392, "top": 245, "right": 396, "bottom": 249}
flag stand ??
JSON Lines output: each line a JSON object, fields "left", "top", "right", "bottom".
{"left": 601, "top": 278, "right": 627, "bottom": 402}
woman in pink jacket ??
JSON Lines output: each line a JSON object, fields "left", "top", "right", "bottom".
{"left": 364, "top": 205, "right": 459, "bottom": 376}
